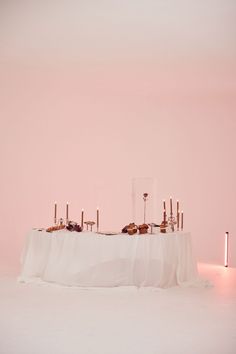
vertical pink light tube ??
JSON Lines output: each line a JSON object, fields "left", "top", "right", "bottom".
{"left": 224, "top": 232, "right": 229, "bottom": 267}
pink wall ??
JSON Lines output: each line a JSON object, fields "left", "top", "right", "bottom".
{"left": 0, "top": 1, "right": 236, "bottom": 270}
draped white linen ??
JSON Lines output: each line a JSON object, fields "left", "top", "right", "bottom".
{"left": 19, "top": 230, "right": 199, "bottom": 288}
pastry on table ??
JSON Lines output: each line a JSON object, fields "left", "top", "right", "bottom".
{"left": 46, "top": 224, "right": 65, "bottom": 232}
{"left": 66, "top": 221, "right": 82, "bottom": 232}
{"left": 138, "top": 224, "right": 149, "bottom": 234}
{"left": 122, "top": 223, "right": 138, "bottom": 235}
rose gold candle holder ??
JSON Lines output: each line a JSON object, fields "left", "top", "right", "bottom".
{"left": 84, "top": 221, "right": 95, "bottom": 232}
{"left": 168, "top": 216, "right": 176, "bottom": 232}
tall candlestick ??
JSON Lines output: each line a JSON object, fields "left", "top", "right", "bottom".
{"left": 66, "top": 202, "right": 69, "bottom": 223}
{"left": 163, "top": 200, "right": 166, "bottom": 211}
{"left": 163, "top": 209, "right": 166, "bottom": 224}
{"left": 143, "top": 193, "right": 148, "bottom": 224}
{"left": 177, "top": 200, "right": 179, "bottom": 215}
{"left": 170, "top": 197, "right": 173, "bottom": 216}
{"left": 96, "top": 207, "right": 99, "bottom": 232}
{"left": 81, "top": 209, "right": 84, "bottom": 229}
{"left": 177, "top": 211, "right": 180, "bottom": 230}
{"left": 54, "top": 202, "right": 57, "bottom": 224}
{"left": 181, "top": 211, "right": 183, "bottom": 231}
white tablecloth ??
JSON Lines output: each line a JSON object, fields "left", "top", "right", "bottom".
{"left": 19, "top": 230, "right": 199, "bottom": 288}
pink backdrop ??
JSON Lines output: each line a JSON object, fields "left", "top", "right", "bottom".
{"left": 0, "top": 0, "right": 236, "bottom": 270}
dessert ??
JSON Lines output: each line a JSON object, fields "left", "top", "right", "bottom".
{"left": 66, "top": 221, "right": 82, "bottom": 232}
{"left": 138, "top": 224, "right": 149, "bottom": 234}
{"left": 46, "top": 224, "right": 65, "bottom": 232}
{"left": 122, "top": 223, "right": 138, "bottom": 235}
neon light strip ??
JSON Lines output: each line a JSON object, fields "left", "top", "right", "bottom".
{"left": 224, "top": 232, "right": 229, "bottom": 267}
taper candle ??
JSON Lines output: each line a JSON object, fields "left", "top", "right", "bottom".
{"left": 177, "top": 200, "right": 179, "bottom": 214}
{"left": 66, "top": 202, "right": 69, "bottom": 222}
{"left": 54, "top": 202, "right": 57, "bottom": 222}
{"left": 181, "top": 211, "right": 183, "bottom": 230}
{"left": 163, "top": 209, "right": 166, "bottom": 224}
{"left": 96, "top": 207, "right": 99, "bottom": 231}
{"left": 170, "top": 197, "right": 173, "bottom": 216}
{"left": 81, "top": 209, "right": 84, "bottom": 229}
{"left": 177, "top": 211, "right": 180, "bottom": 230}
{"left": 163, "top": 199, "right": 166, "bottom": 211}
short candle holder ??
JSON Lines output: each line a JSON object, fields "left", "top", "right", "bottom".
{"left": 168, "top": 215, "right": 176, "bottom": 232}
{"left": 148, "top": 223, "right": 155, "bottom": 234}
{"left": 84, "top": 221, "right": 95, "bottom": 232}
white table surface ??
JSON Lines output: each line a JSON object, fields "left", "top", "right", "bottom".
{"left": 19, "top": 229, "right": 199, "bottom": 288}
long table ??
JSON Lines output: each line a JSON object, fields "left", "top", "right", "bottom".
{"left": 19, "top": 229, "right": 199, "bottom": 288}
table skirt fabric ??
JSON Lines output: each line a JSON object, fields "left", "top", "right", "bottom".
{"left": 19, "top": 230, "right": 199, "bottom": 288}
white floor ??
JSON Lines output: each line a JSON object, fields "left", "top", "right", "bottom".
{"left": 0, "top": 264, "right": 235, "bottom": 354}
